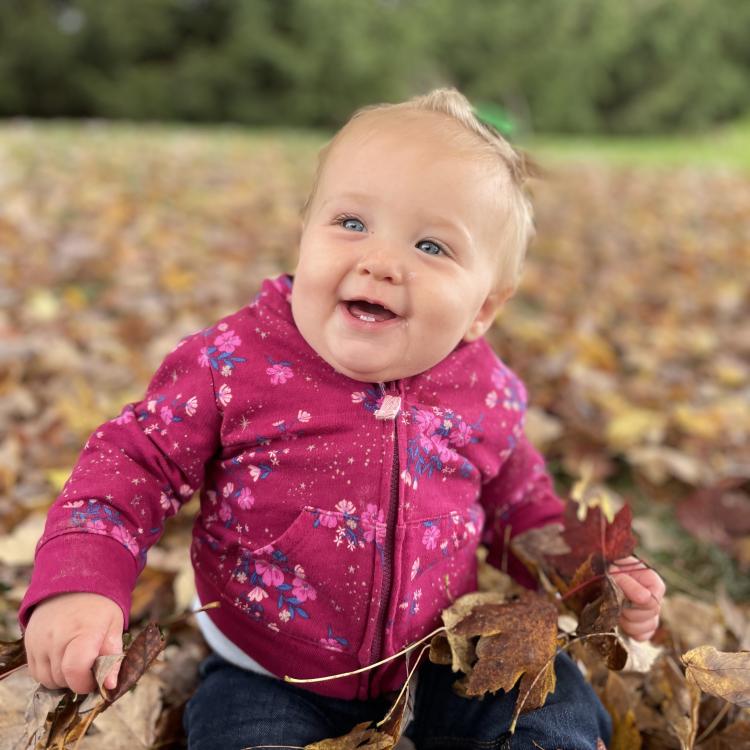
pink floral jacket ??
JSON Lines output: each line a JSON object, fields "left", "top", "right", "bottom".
{"left": 20, "top": 275, "right": 563, "bottom": 700}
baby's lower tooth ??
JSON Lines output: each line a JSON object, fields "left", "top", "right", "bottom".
{"left": 359, "top": 314, "right": 375, "bottom": 322}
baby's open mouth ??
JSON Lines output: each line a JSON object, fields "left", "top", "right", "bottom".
{"left": 345, "top": 299, "right": 398, "bottom": 323}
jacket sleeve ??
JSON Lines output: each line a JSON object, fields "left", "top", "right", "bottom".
{"left": 479, "top": 426, "right": 564, "bottom": 588}
{"left": 19, "top": 326, "right": 222, "bottom": 629}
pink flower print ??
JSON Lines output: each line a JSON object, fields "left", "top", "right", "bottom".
{"left": 320, "top": 637, "right": 345, "bottom": 652}
{"left": 198, "top": 347, "right": 211, "bottom": 368}
{"left": 267, "top": 363, "right": 293, "bottom": 385}
{"left": 112, "top": 525, "right": 139, "bottom": 555}
{"left": 160, "top": 491, "right": 179, "bottom": 513}
{"left": 223, "top": 482, "right": 234, "bottom": 498}
{"left": 293, "top": 564, "right": 306, "bottom": 578}
{"left": 335, "top": 499, "right": 356, "bottom": 516}
{"left": 485, "top": 390, "right": 498, "bottom": 409}
{"left": 160, "top": 405, "right": 174, "bottom": 425}
{"left": 214, "top": 330, "right": 241, "bottom": 354}
{"left": 449, "top": 421, "right": 473, "bottom": 447}
{"left": 297, "top": 410, "right": 311, "bottom": 423}
{"left": 491, "top": 366, "right": 506, "bottom": 390}
{"left": 113, "top": 408, "right": 134, "bottom": 426}
{"left": 292, "top": 577, "right": 317, "bottom": 602}
{"left": 318, "top": 510, "right": 339, "bottom": 528}
{"left": 236, "top": 487, "right": 254, "bottom": 510}
{"left": 184, "top": 396, "right": 198, "bottom": 416}
{"left": 218, "top": 501, "right": 232, "bottom": 522}
{"left": 217, "top": 383, "right": 232, "bottom": 407}
{"left": 361, "top": 504, "right": 385, "bottom": 544}
{"left": 422, "top": 525, "right": 440, "bottom": 550}
{"left": 247, "top": 586, "right": 268, "bottom": 602}
{"left": 255, "top": 560, "right": 284, "bottom": 587}
{"left": 63, "top": 500, "right": 84, "bottom": 509}
{"left": 351, "top": 391, "right": 367, "bottom": 404}
{"left": 430, "top": 433, "right": 457, "bottom": 463}
{"left": 85, "top": 519, "right": 107, "bottom": 534}
{"left": 411, "top": 557, "right": 420, "bottom": 581}
{"left": 415, "top": 408, "right": 441, "bottom": 435}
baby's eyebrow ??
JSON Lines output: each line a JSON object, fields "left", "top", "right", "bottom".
{"left": 321, "top": 191, "right": 375, "bottom": 208}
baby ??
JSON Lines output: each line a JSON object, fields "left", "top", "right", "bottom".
{"left": 21, "top": 89, "right": 663, "bottom": 749}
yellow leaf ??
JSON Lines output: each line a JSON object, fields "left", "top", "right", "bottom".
{"left": 681, "top": 645, "right": 750, "bottom": 707}
{"left": 606, "top": 408, "right": 667, "bottom": 450}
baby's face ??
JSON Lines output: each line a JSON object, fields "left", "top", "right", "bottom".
{"left": 292, "top": 111, "right": 509, "bottom": 383}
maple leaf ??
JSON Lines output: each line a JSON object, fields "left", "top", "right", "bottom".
{"left": 450, "top": 590, "right": 559, "bottom": 713}
{"left": 550, "top": 502, "right": 637, "bottom": 579}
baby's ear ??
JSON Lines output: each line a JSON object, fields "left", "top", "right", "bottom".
{"left": 463, "top": 286, "right": 513, "bottom": 342}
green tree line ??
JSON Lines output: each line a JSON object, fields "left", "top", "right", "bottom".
{"left": 1, "top": 0, "right": 748, "bottom": 134}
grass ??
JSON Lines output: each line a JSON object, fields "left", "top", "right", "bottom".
{"left": 523, "top": 116, "right": 750, "bottom": 170}
{"left": 3, "top": 115, "right": 750, "bottom": 170}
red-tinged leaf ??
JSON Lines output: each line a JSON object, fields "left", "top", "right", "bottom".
{"left": 550, "top": 501, "right": 637, "bottom": 578}
{"left": 677, "top": 479, "right": 750, "bottom": 554}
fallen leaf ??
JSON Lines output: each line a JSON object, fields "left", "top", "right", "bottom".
{"left": 0, "top": 638, "right": 26, "bottom": 678}
{"left": 452, "top": 591, "right": 559, "bottom": 713}
{"left": 682, "top": 646, "right": 750, "bottom": 708}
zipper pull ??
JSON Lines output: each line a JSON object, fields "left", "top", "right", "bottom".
{"left": 375, "top": 394, "right": 401, "bottom": 420}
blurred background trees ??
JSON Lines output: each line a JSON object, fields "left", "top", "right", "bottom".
{"left": 0, "top": 0, "right": 748, "bottom": 134}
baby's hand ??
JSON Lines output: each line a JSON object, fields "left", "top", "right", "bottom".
{"left": 24, "top": 592, "right": 124, "bottom": 694}
{"left": 608, "top": 556, "right": 665, "bottom": 641}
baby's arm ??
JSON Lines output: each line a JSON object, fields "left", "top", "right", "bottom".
{"left": 20, "top": 325, "right": 223, "bottom": 691}
{"left": 24, "top": 593, "right": 123, "bottom": 693}
{"left": 477, "top": 396, "right": 664, "bottom": 637}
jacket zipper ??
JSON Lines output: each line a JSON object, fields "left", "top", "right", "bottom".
{"left": 368, "top": 382, "right": 400, "bottom": 696}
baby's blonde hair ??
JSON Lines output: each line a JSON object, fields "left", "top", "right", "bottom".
{"left": 302, "top": 87, "right": 538, "bottom": 295}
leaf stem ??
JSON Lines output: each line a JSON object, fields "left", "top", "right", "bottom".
{"left": 284, "top": 625, "right": 445, "bottom": 684}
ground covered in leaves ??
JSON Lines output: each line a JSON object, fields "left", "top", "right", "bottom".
{"left": 0, "top": 123, "right": 748, "bottom": 748}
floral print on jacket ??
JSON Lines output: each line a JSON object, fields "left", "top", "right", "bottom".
{"left": 20, "top": 275, "right": 563, "bottom": 701}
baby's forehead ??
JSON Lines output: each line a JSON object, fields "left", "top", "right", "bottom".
{"left": 330, "top": 109, "right": 510, "bottom": 185}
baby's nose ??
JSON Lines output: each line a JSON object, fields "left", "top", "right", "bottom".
{"left": 356, "top": 244, "right": 404, "bottom": 284}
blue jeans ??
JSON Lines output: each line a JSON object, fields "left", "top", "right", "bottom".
{"left": 184, "top": 651, "right": 611, "bottom": 749}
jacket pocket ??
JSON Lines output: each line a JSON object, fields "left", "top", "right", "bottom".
{"left": 221, "top": 505, "right": 371, "bottom": 653}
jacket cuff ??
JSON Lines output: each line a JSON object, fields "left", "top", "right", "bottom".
{"left": 18, "top": 533, "right": 138, "bottom": 630}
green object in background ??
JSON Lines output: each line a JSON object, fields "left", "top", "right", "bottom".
{"left": 473, "top": 103, "right": 516, "bottom": 137}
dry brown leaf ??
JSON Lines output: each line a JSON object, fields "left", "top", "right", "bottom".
{"left": 0, "top": 637, "right": 26, "bottom": 678}
{"left": 304, "top": 721, "right": 393, "bottom": 750}
{"left": 682, "top": 646, "right": 750, "bottom": 708}
{"left": 452, "top": 591, "right": 558, "bottom": 712}
{"left": 437, "top": 591, "right": 507, "bottom": 674}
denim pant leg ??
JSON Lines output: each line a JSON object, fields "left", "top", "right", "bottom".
{"left": 404, "top": 652, "right": 612, "bottom": 750}
{"left": 183, "top": 653, "right": 393, "bottom": 750}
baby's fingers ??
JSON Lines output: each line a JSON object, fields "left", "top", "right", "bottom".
{"left": 620, "top": 605, "right": 660, "bottom": 623}
{"left": 610, "top": 570, "right": 652, "bottom": 606}
{"left": 620, "top": 614, "right": 659, "bottom": 641}
{"left": 60, "top": 634, "right": 101, "bottom": 695}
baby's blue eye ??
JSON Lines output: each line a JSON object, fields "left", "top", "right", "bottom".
{"left": 417, "top": 240, "right": 444, "bottom": 256}
{"left": 341, "top": 218, "right": 365, "bottom": 232}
